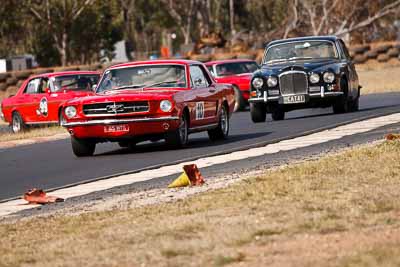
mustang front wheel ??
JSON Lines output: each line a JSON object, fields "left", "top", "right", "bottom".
{"left": 208, "top": 105, "right": 229, "bottom": 141}
{"left": 11, "top": 112, "right": 28, "bottom": 133}
{"left": 166, "top": 112, "right": 189, "bottom": 147}
{"left": 71, "top": 136, "right": 96, "bottom": 157}
{"left": 250, "top": 102, "right": 266, "bottom": 123}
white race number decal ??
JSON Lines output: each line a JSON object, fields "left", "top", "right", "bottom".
{"left": 36, "top": 97, "right": 48, "bottom": 116}
{"left": 196, "top": 102, "right": 204, "bottom": 120}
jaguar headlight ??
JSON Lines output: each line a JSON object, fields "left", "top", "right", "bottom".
{"left": 64, "top": 106, "right": 77, "bottom": 118}
{"left": 252, "top": 77, "right": 264, "bottom": 89}
{"left": 267, "top": 76, "right": 278, "bottom": 87}
{"left": 323, "top": 72, "right": 335, "bottom": 83}
{"left": 160, "top": 100, "right": 172, "bottom": 112}
{"left": 309, "top": 73, "right": 320, "bottom": 84}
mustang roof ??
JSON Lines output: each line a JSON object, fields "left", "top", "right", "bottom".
{"left": 108, "top": 59, "right": 202, "bottom": 70}
{"left": 205, "top": 59, "right": 256, "bottom": 66}
{"left": 266, "top": 35, "right": 339, "bottom": 47}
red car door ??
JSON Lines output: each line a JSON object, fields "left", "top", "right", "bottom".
{"left": 17, "top": 77, "right": 45, "bottom": 123}
{"left": 189, "top": 65, "right": 218, "bottom": 127}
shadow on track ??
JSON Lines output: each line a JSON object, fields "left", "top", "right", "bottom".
{"left": 94, "top": 131, "right": 271, "bottom": 157}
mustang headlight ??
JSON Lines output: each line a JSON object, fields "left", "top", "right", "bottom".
{"left": 160, "top": 100, "right": 172, "bottom": 112}
{"left": 64, "top": 106, "right": 77, "bottom": 118}
{"left": 252, "top": 77, "right": 264, "bottom": 89}
{"left": 323, "top": 72, "right": 335, "bottom": 83}
{"left": 267, "top": 76, "right": 278, "bottom": 87}
{"left": 309, "top": 73, "right": 320, "bottom": 84}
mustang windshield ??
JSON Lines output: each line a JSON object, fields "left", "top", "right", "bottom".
{"left": 51, "top": 74, "right": 99, "bottom": 92}
{"left": 264, "top": 41, "right": 338, "bottom": 64}
{"left": 97, "top": 65, "right": 187, "bottom": 92}
{"left": 212, "top": 62, "right": 258, "bottom": 77}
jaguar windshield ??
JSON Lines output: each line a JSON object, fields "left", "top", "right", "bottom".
{"left": 97, "top": 65, "right": 187, "bottom": 93}
{"left": 264, "top": 41, "right": 338, "bottom": 64}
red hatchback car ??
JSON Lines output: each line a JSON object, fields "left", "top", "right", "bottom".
{"left": 1, "top": 71, "right": 100, "bottom": 133}
{"left": 61, "top": 60, "right": 235, "bottom": 157}
{"left": 205, "top": 59, "right": 259, "bottom": 111}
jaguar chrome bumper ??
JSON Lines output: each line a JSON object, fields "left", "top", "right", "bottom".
{"left": 248, "top": 91, "right": 344, "bottom": 103}
{"left": 62, "top": 116, "right": 180, "bottom": 127}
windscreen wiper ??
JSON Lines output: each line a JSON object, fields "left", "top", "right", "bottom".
{"left": 266, "top": 59, "right": 288, "bottom": 64}
{"left": 139, "top": 80, "right": 180, "bottom": 90}
{"left": 288, "top": 56, "right": 313, "bottom": 61}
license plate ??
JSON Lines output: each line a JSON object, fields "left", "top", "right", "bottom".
{"left": 283, "top": 95, "right": 306, "bottom": 104}
{"left": 104, "top": 124, "right": 130, "bottom": 133}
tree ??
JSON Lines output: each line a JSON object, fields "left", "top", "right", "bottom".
{"left": 28, "top": 0, "right": 96, "bottom": 66}
{"left": 160, "top": 0, "right": 196, "bottom": 44}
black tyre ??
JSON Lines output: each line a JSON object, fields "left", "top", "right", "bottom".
{"left": 71, "top": 136, "right": 96, "bottom": 157}
{"left": 208, "top": 104, "right": 229, "bottom": 141}
{"left": 333, "top": 79, "right": 350, "bottom": 114}
{"left": 11, "top": 112, "right": 28, "bottom": 133}
{"left": 333, "top": 95, "right": 350, "bottom": 114}
{"left": 165, "top": 112, "right": 189, "bottom": 148}
{"left": 250, "top": 102, "right": 266, "bottom": 123}
{"left": 349, "top": 93, "right": 360, "bottom": 112}
{"left": 271, "top": 106, "right": 285, "bottom": 121}
{"left": 233, "top": 86, "right": 247, "bottom": 112}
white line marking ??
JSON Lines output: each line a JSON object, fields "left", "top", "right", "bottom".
{"left": 1, "top": 113, "right": 400, "bottom": 217}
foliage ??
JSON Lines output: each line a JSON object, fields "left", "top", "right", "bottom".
{"left": 0, "top": 0, "right": 399, "bottom": 66}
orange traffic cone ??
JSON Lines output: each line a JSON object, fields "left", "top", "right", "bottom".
{"left": 23, "top": 188, "right": 64, "bottom": 205}
{"left": 168, "top": 164, "right": 205, "bottom": 188}
{"left": 386, "top": 133, "right": 400, "bottom": 141}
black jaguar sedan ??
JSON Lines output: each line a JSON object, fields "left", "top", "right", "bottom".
{"left": 249, "top": 36, "right": 360, "bottom": 122}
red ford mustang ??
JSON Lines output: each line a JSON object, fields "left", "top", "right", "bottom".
{"left": 205, "top": 59, "right": 259, "bottom": 111}
{"left": 61, "top": 60, "right": 235, "bottom": 157}
{"left": 1, "top": 71, "right": 100, "bottom": 132}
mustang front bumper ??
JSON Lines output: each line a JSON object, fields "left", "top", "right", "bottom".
{"left": 62, "top": 116, "right": 180, "bottom": 139}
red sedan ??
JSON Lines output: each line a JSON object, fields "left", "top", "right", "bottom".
{"left": 1, "top": 71, "right": 100, "bottom": 133}
{"left": 205, "top": 59, "right": 259, "bottom": 111}
{"left": 61, "top": 60, "right": 235, "bottom": 157}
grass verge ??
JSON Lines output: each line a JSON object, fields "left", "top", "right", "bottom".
{"left": 1, "top": 141, "right": 400, "bottom": 267}
{"left": 358, "top": 65, "right": 400, "bottom": 94}
{"left": 0, "top": 126, "right": 66, "bottom": 142}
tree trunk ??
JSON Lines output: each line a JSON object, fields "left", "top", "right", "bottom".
{"left": 229, "top": 0, "right": 235, "bottom": 36}
{"left": 60, "top": 32, "right": 68, "bottom": 66}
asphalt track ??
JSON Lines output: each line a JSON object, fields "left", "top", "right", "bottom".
{"left": 1, "top": 92, "right": 400, "bottom": 201}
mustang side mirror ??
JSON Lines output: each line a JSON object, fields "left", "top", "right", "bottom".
{"left": 45, "top": 87, "right": 51, "bottom": 94}
{"left": 92, "top": 84, "right": 97, "bottom": 91}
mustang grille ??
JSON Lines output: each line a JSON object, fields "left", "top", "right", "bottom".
{"left": 279, "top": 71, "right": 308, "bottom": 95}
{"left": 83, "top": 101, "right": 149, "bottom": 116}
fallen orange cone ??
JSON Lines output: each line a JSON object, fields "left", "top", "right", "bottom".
{"left": 168, "top": 164, "right": 205, "bottom": 188}
{"left": 385, "top": 133, "right": 400, "bottom": 141}
{"left": 23, "top": 188, "right": 64, "bottom": 205}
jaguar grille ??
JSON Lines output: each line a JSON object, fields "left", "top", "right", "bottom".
{"left": 279, "top": 71, "right": 308, "bottom": 95}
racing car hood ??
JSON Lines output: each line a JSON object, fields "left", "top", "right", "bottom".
{"left": 65, "top": 88, "right": 184, "bottom": 106}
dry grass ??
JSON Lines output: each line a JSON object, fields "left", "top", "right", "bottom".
{"left": 358, "top": 63, "right": 400, "bottom": 95}
{"left": 0, "top": 126, "right": 65, "bottom": 142}
{"left": 1, "top": 141, "right": 400, "bottom": 266}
